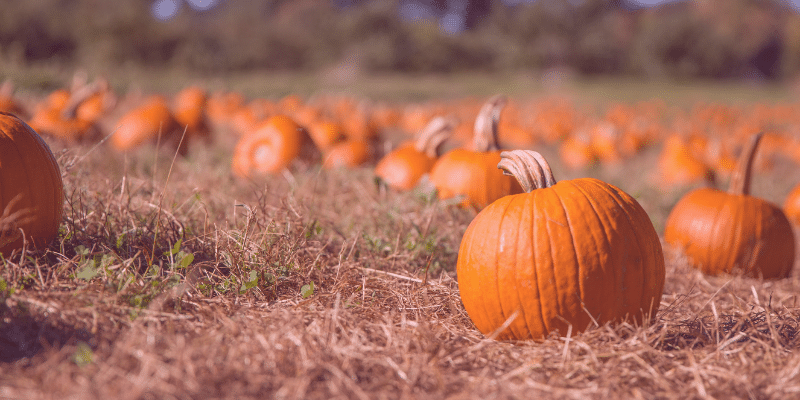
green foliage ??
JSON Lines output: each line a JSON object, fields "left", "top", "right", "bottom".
{"left": 71, "top": 342, "right": 94, "bottom": 367}
{"left": 301, "top": 281, "right": 315, "bottom": 298}
{"left": 0, "top": 0, "right": 795, "bottom": 79}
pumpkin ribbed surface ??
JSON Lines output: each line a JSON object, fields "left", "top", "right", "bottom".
{"left": 430, "top": 149, "right": 521, "bottom": 208}
{"left": 664, "top": 133, "right": 795, "bottom": 279}
{"left": 0, "top": 112, "right": 64, "bottom": 256}
{"left": 458, "top": 176, "right": 664, "bottom": 340}
{"left": 665, "top": 188, "right": 794, "bottom": 278}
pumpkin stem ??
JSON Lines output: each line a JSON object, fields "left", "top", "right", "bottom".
{"left": 728, "top": 132, "right": 763, "bottom": 196}
{"left": 472, "top": 94, "right": 507, "bottom": 152}
{"left": 498, "top": 150, "right": 557, "bottom": 192}
{"left": 61, "top": 81, "right": 102, "bottom": 120}
{"left": 414, "top": 116, "right": 456, "bottom": 157}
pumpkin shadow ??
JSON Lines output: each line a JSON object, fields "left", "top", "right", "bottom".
{"left": 0, "top": 301, "right": 95, "bottom": 363}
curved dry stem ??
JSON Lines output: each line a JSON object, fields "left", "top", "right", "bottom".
{"left": 414, "top": 116, "right": 456, "bottom": 157}
{"left": 61, "top": 81, "right": 102, "bottom": 120}
{"left": 728, "top": 132, "right": 763, "bottom": 196}
{"left": 497, "top": 150, "right": 557, "bottom": 193}
{"left": 472, "top": 94, "right": 507, "bottom": 152}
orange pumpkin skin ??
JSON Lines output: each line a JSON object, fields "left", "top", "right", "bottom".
{"left": 429, "top": 95, "right": 522, "bottom": 209}
{"left": 375, "top": 116, "right": 453, "bottom": 191}
{"left": 665, "top": 189, "right": 794, "bottom": 279}
{"left": 429, "top": 149, "right": 521, "bottom": 209}
{"left": 785, "top": 183, "right": 800, "bottom": 226}
{"left": 308, "top": 120, "right": 345, "bottom": 151}
{"left": 664, "top": 133, "right": 795, "bottom": 279}
{"left": 111, "top": 96, "right": 180, "bottom": 152}
{"left": 375, "top": 143, "right": 436, "bottom": 190}
{"left": 232, "top": 115, "right": 309, "bottom": 177}
{"left": 322, "top": 139, "right": 371, "bottom": 169}
{"left": 172, "top": 86, "right": 210, "bottom": 141}
{"left": 457, "top": 152, "right": 664, "bottom": 341}
{"left": 0, "top": 112, "right": 64, "bottom": 256}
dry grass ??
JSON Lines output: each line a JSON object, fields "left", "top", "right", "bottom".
{"left": 2, "top": 130, "right": 800, "bottom": 400}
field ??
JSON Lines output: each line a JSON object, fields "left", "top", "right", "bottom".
{"left": 2, "top": 71, "right": 800, "bottom": 399}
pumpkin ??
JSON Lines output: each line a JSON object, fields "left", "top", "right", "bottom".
{"left": 374, "top": 116, "right": 455, "bottom": 191}
{"left": 206, "top": 91, "right": 245, "bottom": 128}
{"left": 322, "top": 138, "right": 372, "bottom": 169}
{"left": 73, "top": 77, "right": 116, "bottom": 125}
{"left": 111, "top": 95, "right": 182, "bottom": 153}
{"left": 232, "top": 115, "right": 312, "bottom": 177}
{"left": 558, "top": 134, "right": 598, "bottom": 170}
{"left": 27, "top": 84, "right": 105, "bottom": 143}
{"left": 664, "top": 133, "right": 795, "bottom": 279}
{"left": 429, "top": 95, "right": 522, "bottom": 210}
{"left": 457, "top": 150, "right": 664, "bottom": 341}
{"left": 307, "top": 120, "right": 345, "bottom": 152}
{"left": 785, "top": 183, "right": 800, "bottom": 226}
{"left": 655, "top": 134, "right": 716, "bottom": 188}
{"left": 0, "top": 112, "right": 64, "bottom": 256}
{"left": 172, "top": 86, "right": 211, "bottom": 142}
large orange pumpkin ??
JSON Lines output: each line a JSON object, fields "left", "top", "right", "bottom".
{"left": 457, "top": 150, "right": 664, "bottom": 341}
{"left": 0, "top": 112, "right": 64, "bottom": 256}
{"left": 374, "top": 116, "right": 454, "bottom": 191}
{"left": 429, "top": 95, "right": 522, "bottom": 210}
{"left": 664, "top": 133, "right": 795, "bottom": 279}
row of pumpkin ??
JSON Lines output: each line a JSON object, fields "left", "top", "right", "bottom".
{"left": 4, "top": 78, "right": 800, "bottom": 183}
{"left": 2, "top": 80, "right": 800, "bottom": 341}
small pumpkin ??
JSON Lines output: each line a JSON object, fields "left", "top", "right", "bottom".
{"left": 172, "top": 86, "right": 211, "bottom": 143}
{"left": 322, "top": 138, "right": 372, "bottom": 169}
{"left": 232, "top": 115, "right": 313, "bottom": 177}
{"left": 429, "top": 95, "right": 522, "bottom": 209}
{"left": 457, "top": 150, "right": 664, "bottom": 340}
{"left": 655, "top": 134, "right": 717, "bottom": 188}
{"left": 111, "top": 95, "right": 182, "bottom": 153}
{"left": 27, "top": 83, "right": 105, "bottom": 143}
{"left": 374, "top": 116, "right": 455, "bottom": 191}
{"left": 307, "top": 120, "right": 345, "bottom": 152}
{"left": 0, "top": 112, "right": 64, "bottom": 256}
{"left": 664, "top": 133, "right": 795, "bottom": 279}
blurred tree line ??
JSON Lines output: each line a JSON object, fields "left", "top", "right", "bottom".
{"left": 1, "top": 0, "right": 799, "bottom": 80}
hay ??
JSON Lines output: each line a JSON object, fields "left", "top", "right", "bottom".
{"left": 2, "top": 137, "right": 800, "bottom": 400}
